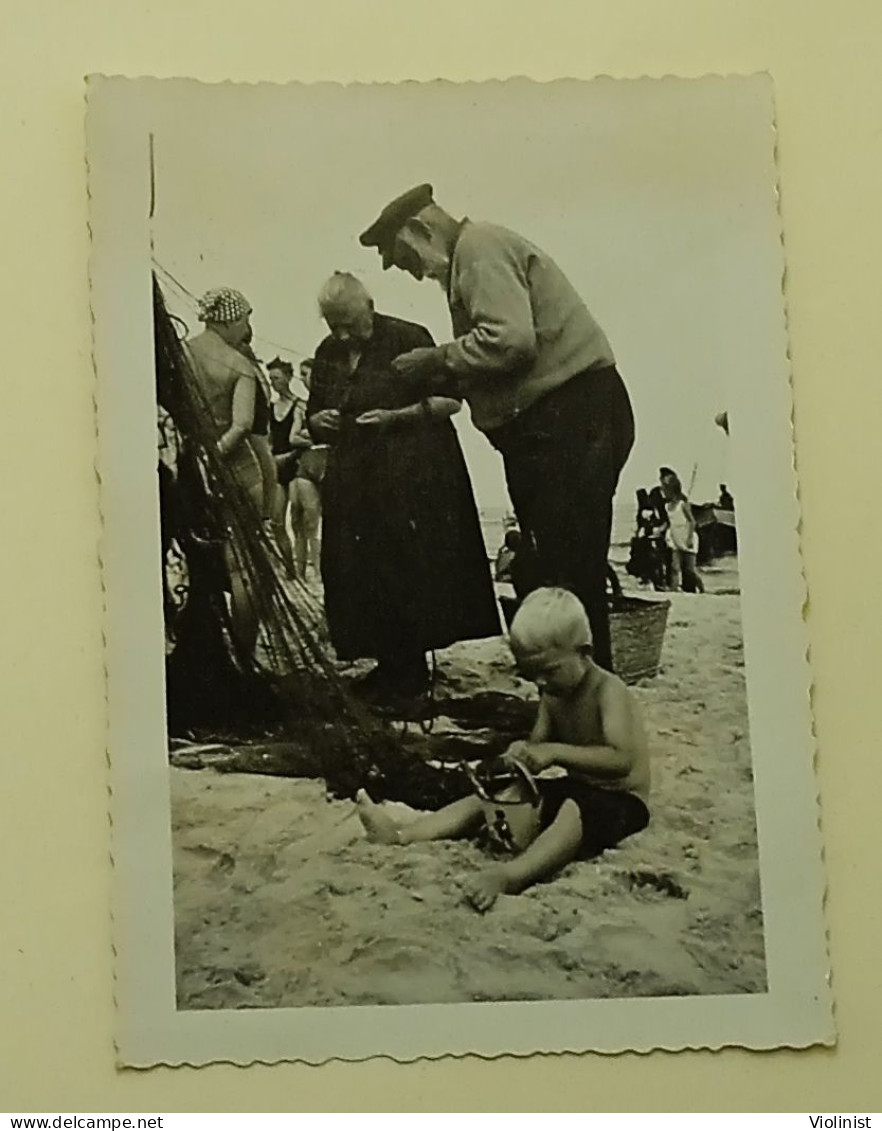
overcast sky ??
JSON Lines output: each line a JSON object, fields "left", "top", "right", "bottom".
{"left": 147, "top": 76, "right": 782, "bottom": 510}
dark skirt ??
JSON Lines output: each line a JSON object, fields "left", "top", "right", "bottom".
{"left": 321, "top": 417, "right": 500, "bottom": 661}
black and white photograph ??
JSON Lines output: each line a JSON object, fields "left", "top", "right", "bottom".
{"left": 88, "top": 74, "right": 831, "bottom": 1064}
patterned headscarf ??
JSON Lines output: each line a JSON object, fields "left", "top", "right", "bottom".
{"left": 197, "top": 287, "right": 252, "bottom": 325}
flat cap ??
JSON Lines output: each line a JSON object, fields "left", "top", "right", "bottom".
{"left": 359, "top": 183, "right": 434, "bottom": 269}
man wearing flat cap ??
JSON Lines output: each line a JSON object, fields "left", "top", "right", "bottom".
{"left": 359, "top": 185, "right": 635, "bottom": 672}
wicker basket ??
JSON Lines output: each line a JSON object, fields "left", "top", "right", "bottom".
{"left": 609, "top": 595, "right": 670, "bottom": 683}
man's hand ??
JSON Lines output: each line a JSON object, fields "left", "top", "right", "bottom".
{"left": 308, "top": 409, "right": 340, "bottom": 440}
{"left": 390, "top": 347, "right": 440, "bottom": 379}
{"left": 355, "top": 408, "right": 398, "bottom": 432}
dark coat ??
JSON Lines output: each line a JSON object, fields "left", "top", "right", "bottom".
{"left": 308, "top": 313, "right": 500, "bottom": 661}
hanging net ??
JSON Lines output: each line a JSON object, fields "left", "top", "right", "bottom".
{"left": 153, "top": 275, "right": 471, "bottom": 806}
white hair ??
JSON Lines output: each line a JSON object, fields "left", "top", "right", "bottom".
{"left": 317, "top": 271, "right": 372, "bottom": 314}
{"left": 509, "top": 587, "right": 592, "bottom": 654}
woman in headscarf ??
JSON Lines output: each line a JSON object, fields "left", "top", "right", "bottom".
{"left": 184, "top": 287, "right": 276, "bottom": 518}
{"left": 308, "top": 272, "right": 500, "bottom": 702}
{"left": 184, "top": 287, "right": 276, "bottom": 653}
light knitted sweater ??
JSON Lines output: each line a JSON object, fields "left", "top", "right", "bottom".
{"left": 438, "top": 221, "right": 615, "bottom": 431}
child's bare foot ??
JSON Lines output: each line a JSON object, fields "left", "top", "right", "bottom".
{"left": 356, "top": 789, "right": 402, "bottom": 845}
{"left": 464, "top": 866, "right": 516, "bottom": 913}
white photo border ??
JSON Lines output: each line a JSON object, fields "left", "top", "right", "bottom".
{"left": 87, "top": 73, "right": 832, "bottom": 1065}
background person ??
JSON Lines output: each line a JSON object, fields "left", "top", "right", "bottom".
{"left": 627, "top": 489, "right": 666, "bottom": 590}
{"left": 266, "top": 357, "right": 316, "bottom": 577}
{"left": 660, "top": 470, "right": 705, "bottom": 594}
{"left": 494, "top": 528, "right": 521, "bottom": 584}
{"left": 267, "top": 357, "right": 310, "bottom": 488}
{"left": 287, "top": 359, "right": 326, "bottom": 583}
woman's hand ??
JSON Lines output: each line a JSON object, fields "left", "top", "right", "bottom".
{"left": 355, "top": 408, "right": 398, "bottom": 432}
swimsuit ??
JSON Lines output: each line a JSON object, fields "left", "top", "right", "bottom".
{"left": 471, "top": 757, "right": 649, "bottom": 858}
{"left": 666, "top": 499, "right": 697, "bottom": 553}
{"left": 536, "top": 777, "right": 649, "bottom": 857}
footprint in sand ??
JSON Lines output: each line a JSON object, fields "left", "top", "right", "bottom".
{"left": 182, "top": 844, "right": 236, "bottom": 875}
{"left": 586, "top": 922, "right": 706, "bottom": 996}
{"left": 525, "top": 916, "right": 568, "bottom": 943}
{"left": 232, "top": 963, "right": 266, "bottom": 987}
{"left": 628, "top": 868, "right": 689, "bottom": 900}
{"left": 325, "top": 871, "right": 371, "bottom": 897}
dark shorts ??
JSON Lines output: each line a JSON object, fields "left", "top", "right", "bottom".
{"left": 537, "top": 778, "right": 649, "bottom": 857}
{"left": 296, "top": 445, "right": 327, "bottom": 486}
{"left": 276, "top": 452, "right": 301, "bottom": 487}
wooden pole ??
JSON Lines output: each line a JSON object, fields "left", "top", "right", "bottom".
{"left": 148, "top": 132, "right": 156, "bottom": 222}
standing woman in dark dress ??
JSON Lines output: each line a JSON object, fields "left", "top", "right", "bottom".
{"left": 288, "top": 360, "right": 327, "bottom": 583}
{"left": 267, "top": 357, "right": 307, "bottom": 487}
{"left": 307, "top": 272, "right": 500, "bottom": 701}
{"left": 267, "top": 357, "right": 325, "bottom": 580}
{"left": 266, "top": 357, "right": 312, "bottom": 574}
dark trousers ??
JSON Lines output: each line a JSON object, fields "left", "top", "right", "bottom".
{"left": 486, "top": 366, "right": 635, "bottom": 671}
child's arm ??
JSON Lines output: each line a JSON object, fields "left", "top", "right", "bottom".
{"left": 522, "top": 683, "right": 637, "bottom": 780}
{"left": 529, "top": 696, "right": 553, "bottom": 743}
{"left": 682, "top": 499, "right": 698, "bottom": 541}
{"left": 504, "top": 697, "right": 553, "bottom": 761}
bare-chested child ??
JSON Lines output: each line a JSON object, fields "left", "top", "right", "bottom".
{"left": 357, "top": 587, "right": 650, "bottom": 911}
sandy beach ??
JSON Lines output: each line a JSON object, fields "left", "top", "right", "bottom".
{"left": 170, "top": 556, "right": 766, "bottom": 1010}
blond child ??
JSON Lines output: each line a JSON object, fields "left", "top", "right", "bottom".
{"left": 357, "top": 587, "right": 650, "bottom": 911}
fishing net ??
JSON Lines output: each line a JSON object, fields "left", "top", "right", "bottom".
{"left": 154, "top": 275, "right": 470, "bottom": 806}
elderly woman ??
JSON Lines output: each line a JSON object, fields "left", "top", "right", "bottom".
{"left": 308, "top": 272, "right": 499, "bottom": 701}
{"left": 185, "top": 287, "right": 277, "bottom": 518}
{"left": 184, "top": 287, "right": 277, "bottom": 653}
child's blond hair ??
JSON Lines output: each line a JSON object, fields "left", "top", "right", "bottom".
{"left": 509, "top": 587, "right": 593, "bottom": 654}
